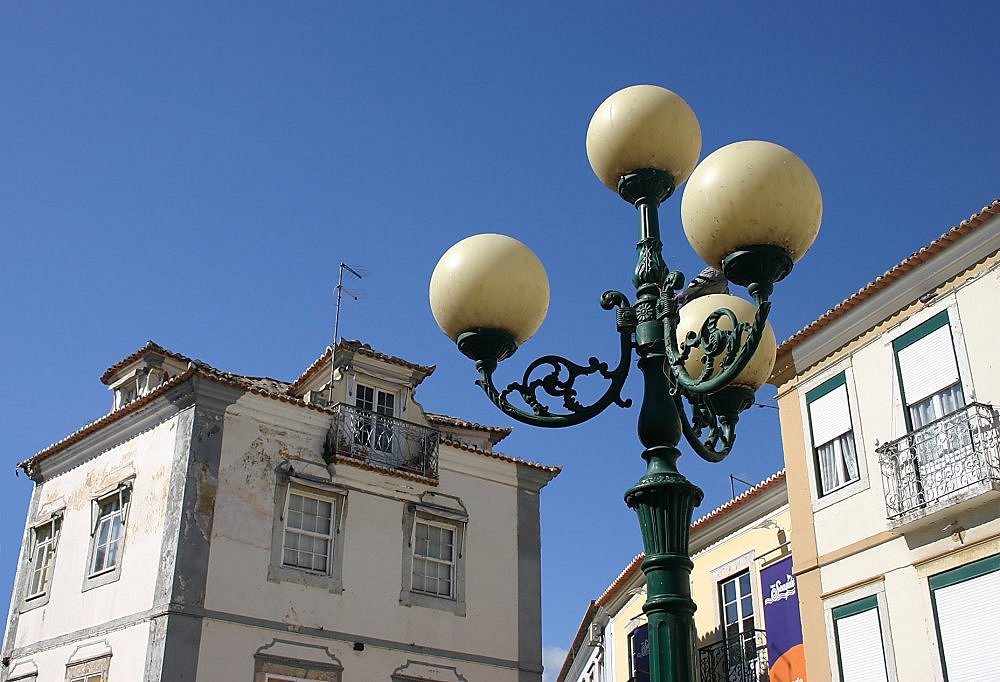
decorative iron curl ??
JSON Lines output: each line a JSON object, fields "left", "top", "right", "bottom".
{"left": 662, "top": 281, "right": 774, "bottom": 396}
{"left": 473, "top": 290, "right": 635, "bottom": 428}
{"left": 674, "top": 391, "right": 737, "bottom": 463}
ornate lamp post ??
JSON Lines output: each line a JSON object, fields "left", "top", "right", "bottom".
{"left": 429, "top": 85, "right": 822, "bottom": 682}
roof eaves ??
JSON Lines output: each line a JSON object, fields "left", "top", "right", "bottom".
{"left": 691, "top": 470, "right": 786, "bottom": 531}
{"left": 775, "top": 199, "right": 1000, "bottom": 357}
{"left": 99, "top": 340, "right": 194, "bottom": 385}
{"left": 425, "top": 413, "right": 513, "bottom": 444}
{"left": 556, "top": 601, "right": 599, "bottom": 682}
{"left": 438, "top": 436, "right": 561, "bottom": 475}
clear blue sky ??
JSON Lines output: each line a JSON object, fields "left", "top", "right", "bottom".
{"left": 2, "top": 2, "right": 997, "bottom": 676}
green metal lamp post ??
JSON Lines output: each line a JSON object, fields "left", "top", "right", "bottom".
{"left": 429, "top": 85, "right": 822, "bottom": 682}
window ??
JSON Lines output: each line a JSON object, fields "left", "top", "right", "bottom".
{"left": 806, "top": 373, "right": 860, "bottom": 495}
{"left": 82, "top": 483, "right": 131, "bottom": 591}
{"left": 411, "top": 519, "right": 456, "bottom": 597}
{"left": 268, "top": 472, "right": 346, "bottom": 592}
{"left": 718, "top": 571, "right": 758, "bottom": 681}
{"left": 282, "top": 491, "right": 335, "bottom": 574}
{"left": 27, "top": 517, "right": 60, "bottom": 599}
{"left": 69, "top": 675, "right": 103, "bottom": 682}
{"left": 90, "top": 488, "right": 129, "bottom": 575}
{"left": 400, "top": 500, "right": 467, "bottom": 615}
{"left": 929, "top": 554, "right": 1000, "bottom": 682}
{"left": 355, "top": 383, "right": 395, "bottom": 453}
{"left": 832, "top": 596, "right": 889, "bottom": 682}
{"left": 628, "top": 623, "right": 650, "bottom": 682}
{"left": 893, "top": 311, "right": 966, "bottom": 432}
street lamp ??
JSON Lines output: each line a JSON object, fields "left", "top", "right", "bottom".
{"left": 429, "top": 85, "right": 821, "bottom": 682}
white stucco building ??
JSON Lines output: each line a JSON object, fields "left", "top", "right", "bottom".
{"left": 771, "top": 199, "right": 1000, "bottom": 682}
{"left": 1, "top": 340, "right": 559, "bottom": 682}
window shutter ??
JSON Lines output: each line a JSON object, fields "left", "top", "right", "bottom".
{"left": 91, "top": 499, "right": 100, "bottom": 536}
{"left": 931, "top": 559, "right": 1000, "bottom": 682}
{"left": 897, "top": 324, "right": 960, "bottom": 405}
{"left": 833, "top": 599, "right": 889, "bottom": 682}
{"left": 809, "top": 384, "right": 852, "bottom": 446}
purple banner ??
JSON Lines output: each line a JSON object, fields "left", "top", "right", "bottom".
{"left": 760, "top": 556, "right": 807, "bottom": 682}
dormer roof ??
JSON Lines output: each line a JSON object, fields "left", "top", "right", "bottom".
{"left": 290, "top": 339, "right": 436, "bottom": 395}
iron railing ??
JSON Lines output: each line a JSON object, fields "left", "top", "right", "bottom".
{"left": 877, "top": 402, "right": 1000, "bottom": 521}
{"left": 698, "top": 629, "right": 769, "bottom": 682}
{"left": 327, "top": 403, "right": 440, "bottom": 479}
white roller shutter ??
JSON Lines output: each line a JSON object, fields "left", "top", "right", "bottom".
{"left": 835, "top": 604, "right": 889, "bottom": 682}
{"left": 809, "top": 384, "right": 852, "bottom": 446}
{"left": 933, "top": 565, "right": 1000, "bottom": 681}
{"left": 897, "top": 324, "right": 960, "bottom": 405}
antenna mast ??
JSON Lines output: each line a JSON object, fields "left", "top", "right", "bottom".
{"left": 333, "top": 262, "right": 364, "bottom": 346}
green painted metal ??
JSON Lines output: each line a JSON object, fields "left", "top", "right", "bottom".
{"left": 449, "top": 166, "right": 796, "bottom": 682}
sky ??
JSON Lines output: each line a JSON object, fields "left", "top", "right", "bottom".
{"left": 1, "top": 3, "right": 997, "bottom": 679}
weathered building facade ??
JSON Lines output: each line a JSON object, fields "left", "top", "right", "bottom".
{"left": 770, "top": 200, "right": 1000, "bottom": 682}
{"left": 2, "top": 340, "right": 558, "bottom": 682}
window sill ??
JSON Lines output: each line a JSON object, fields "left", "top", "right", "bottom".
{"left": 400, "top": 588, "right": 465, "bottom": 616}
{"left": 81, "top": 564, "right": 123, "bottom": 592}
{"left": 267, "top": 563, "right": 343, "bottom": 594}
{"left": 20, "top": 590, "right": 50, "bottom": 612}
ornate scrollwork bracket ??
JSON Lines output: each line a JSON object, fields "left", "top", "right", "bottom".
{"left": 463, "top": 290, "right": 636, "bottom": 428}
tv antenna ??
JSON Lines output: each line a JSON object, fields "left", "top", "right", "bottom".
{"left": 333, "top": 262, "right": 365, "bottom": 345}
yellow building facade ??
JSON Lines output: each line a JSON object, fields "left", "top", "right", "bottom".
{"left": 559, "top": 471, "right": 797, "bottom": 682}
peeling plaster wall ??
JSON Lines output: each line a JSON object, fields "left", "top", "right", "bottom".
{"left": 10, "top": 413, "right": 182, "bottom": 653}
{"left": 196, "top": 392, "right": 530, "bottom": 680}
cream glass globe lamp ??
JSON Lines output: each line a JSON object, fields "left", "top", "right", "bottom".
{"left": 586, "top": 85, "right": 702, "bottom": 201}
{"left": 429, "top": 233, "right": 549, "bottom": 362}
{"left": 681, "top": 140, "right": 822, "bottom": 286}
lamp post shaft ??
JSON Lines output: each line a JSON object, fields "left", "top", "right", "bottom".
{"left": 626, "top": 354, "right": 704, "bottom": 682}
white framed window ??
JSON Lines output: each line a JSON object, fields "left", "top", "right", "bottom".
{"left": 282, "top": 490, "right": 335, "bottom": 575}
{"left": 89, "top": 487, "right": 130, "bottom": 575}
{"left": 82, "top": 482, "right": 132, "bottom": 591}
{"left": 27, "top": 517, "right": 60, "bottom": 599}
{"left": 400, "top": 499, "right": 467, "bottom": 615}
{"left": 806, "top": 372, "right": 860, "bottom": 496}
{"left": 831, "top": 595, "right": 890, "bottom": 682}
{"left": 355, "top": 383, "right": 396, "bottom": 453}
{"left": 929, "top": 553, "right": 1000, "bottom": 682}
{"left": 267, "top": 470, "right": 346, "bottom": 593}
{"left": 411, "top": 518, "right": 456, "bottom": 597}
{"left": 893, "top": 310, "right": 966, "bottom": 432}
{"left": 69, "top": 675, "right": 103, "bottom": 682}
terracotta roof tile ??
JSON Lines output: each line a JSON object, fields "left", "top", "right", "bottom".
{"left": 776, "top": 199, "right": 1000, "bottom": 356}
{"left": 425, "top": 413, "right": 512, "bottom": 444}
{"left": 99, "top": 340, "right": 194, "bottom": 385}
{"left": 438, "top": 436, "right": 561, "bottom": 475}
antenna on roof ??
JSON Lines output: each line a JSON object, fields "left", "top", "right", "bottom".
{"left": 333, "top": 263, "right": 365, "bottom": 346}
{"left": 730, "top": 474, "right": 754, "bottom": 500}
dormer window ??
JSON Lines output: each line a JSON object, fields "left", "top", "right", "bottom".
{"left": 355, "top": 384, "right": 396, "bottom": 453}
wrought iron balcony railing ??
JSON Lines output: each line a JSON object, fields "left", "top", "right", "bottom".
{"left": 877, "top": 402, "right": 1000, "bottom": 522}
{"left": 698, "top": 629, "right": 769, "bottom": 682}
{"left": 327, "top": 403, "right": 440, "bottom": 479}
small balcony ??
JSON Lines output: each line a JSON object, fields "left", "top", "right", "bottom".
{"left": 698, "top": 629, "right": 769, "bottom": 682}
{"left": 327, "top": 403, "right": 440, "bottom": 479}
{"left": 877, "top": 402, "right": 1000, "bottom": 527}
